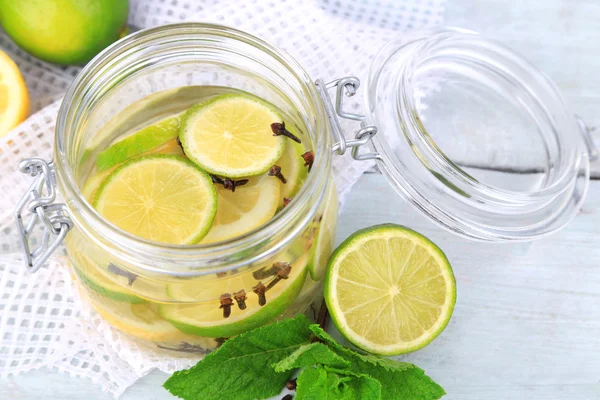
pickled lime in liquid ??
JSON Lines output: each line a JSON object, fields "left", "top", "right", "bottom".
{"left": 66, "top": 86, "right": 338, "bottom": 350}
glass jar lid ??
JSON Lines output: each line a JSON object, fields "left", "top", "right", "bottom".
{"left": 362, "top": 29, "right": 595, "bottom": 241}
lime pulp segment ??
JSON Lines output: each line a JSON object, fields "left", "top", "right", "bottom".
{"left": 93, "top": 155, "right": 217, "bottom": 245}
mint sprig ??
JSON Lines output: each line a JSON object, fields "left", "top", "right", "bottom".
{"left": 296, "top": 366, "right": 382, "bottom": 400}
{"left": 164, "top": 315, "right": 445, "bottom": 400}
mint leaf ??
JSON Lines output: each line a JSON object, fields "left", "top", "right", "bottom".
{"left": 164, "top": 315, "right": 312, "bottom": 400}
{"left": 309, "top": 325, "right": 446, "bottom": 399}
{"left": 296, "top": 365, "right": 381, "bottom": 400}
{"left": 272, "top": 342, "right": 350, "bottom": 372}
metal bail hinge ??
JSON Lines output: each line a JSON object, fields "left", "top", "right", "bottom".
{"left": 15, "top": 158, "right": 73, "bottom": 273}
{"left": 315, "top": 77, "right": 380, "bottom": 161}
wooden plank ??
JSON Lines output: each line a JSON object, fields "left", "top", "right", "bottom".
{"left": 444, "top": 0, "right": 600, "bottom": 177}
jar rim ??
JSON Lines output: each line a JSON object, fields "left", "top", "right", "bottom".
{"left": 54, "top": 23, "right": 331, "bottom": 274}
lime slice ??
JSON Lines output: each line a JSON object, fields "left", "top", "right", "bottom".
{"left": 95, "top": 114, "right": 182, "bottom": 171}
{"left": 83, "top": 138, "right": 184, "bottom": 202}
{"left": 84, "top": 291, "right": 191, "bottom": 343}
{"left": 180, "top": 94, "right": 285, "bottom": 178}
{"left": 160, "top": 254, "right": 308, "bottom": 338}
{"left": 308, "top": 183, "right": 338, "bottom": 280}
{"left": 277, "top": 138, "right": 308, "bottom": 201}
{"left": 325, "top": 224, "right": 456, "bottom": 356}
{"left": 201, "top": 174, "right": 280, "bottom": 244}
{"left": 71, "top": 250, "right": 145, "bottom": 304}
{"left": 94, "top": 155, "right": 217, "bottom": 244}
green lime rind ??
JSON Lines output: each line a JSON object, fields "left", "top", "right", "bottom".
{"left": 179, "top": 93, "right": 285, "bottom": 179}
{"left": 307, "top": 183, "right": 338, "bottom": 280}
{"left": 93, "top": 154, "right": 218, "bottom": 245}
{"left": 278, "top": 137, "right": 308, "bottom": 202}
{"left": 0, "top": 0, "right": 129, "bottom": 65}
{"left": 73, "top": 265, "right": 146, "bottom": 304}
{"left": 159, "top": 270, "right": 307, "bottom": 338}
{"left": 95, "top": 114, "right": 182, "bottom": 172}
{"left": 324, "top": 223, "right": 456, "bottom": 356}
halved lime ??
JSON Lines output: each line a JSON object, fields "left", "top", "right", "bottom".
{"left": 180, "top": 94, "right": 285, "bottom": 178}
{"left": 94, "top": 155, "right": 217, "bottom": 244}
{"left": 308, "top": 183, "right": 338, "bottom": 280}
{"left": 201, "top": 174, "right": 280, "bottom": 244}
{"left": 160, "top": 254, "right": 308, "bottom": 338}
{"left": 71, "top": 250, "right": 145, "bottom": 304}
{"left": 95, "top": 114, "right": 182, "bottom": 171}
{"left": 276, "top": 133, "right": 308, "bottom": 201}
{"left": 325, "top": 224, "right": 456, "bottom": 356}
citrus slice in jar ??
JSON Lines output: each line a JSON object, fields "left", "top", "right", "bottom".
{"left": 201, "top": 174, "right": 280, "bottom": 244}
{"left": 84, "top": 292, "right": 192, "bottom": 343}
{"left": 71, "top": 250, "right": 145, "bottom": 304}
{"left": 95, "top": 114, "right": 183, "bottom": 171}
{"left": 94, "top": 155, "right": 217, "bottom": 244}
{"left": 276, "top": 136, "right": 308, "bottom": 202}
{"left": 159, "top": 254, "right": 309, "bottom": 338}
{"left": 324, "top": 224, "right": 456, "bottom": 356}
{"left": 307, "top": 183, "right": 338, "bottom": 280}
{"left": 179, "top": 94, "right": 285, "bottom": 178}
{"left": 83, "top": 139, "right": 184, "bottom": 201}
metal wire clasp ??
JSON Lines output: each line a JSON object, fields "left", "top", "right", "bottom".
{"left": 15, "top": 158, "right": 73, "bottom": 273}
{"left": 315, "top": 76, "right": 380, "bottom": 161}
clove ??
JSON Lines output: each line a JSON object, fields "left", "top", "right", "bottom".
{"left": 156, "top": 342, "right": 210, "bottom": 354}
{"left": 107, "top": 263, "right": 137, "bottom": 286}
{"left": 301, "top": 151, "right": 314, "bottom": 172}
{"left": 268, "top": 165, "right": 287, "bottom": 184}
{"left": 211, "top": 175, "right": 249, "bottom": 192}
{"left": 219, "top": 293, "right": 234, "bottom": 318}
{"left": 286, "top": 378, "right": 297, "bottom": 391}
{"left": 271, "top": 121, "right": 301, "bottom": 143}
{"left": 215, "top": 337, "right": 228, "bottom": 348}
{"left": 266, "top": 263, "right": 292, "bottom": 290}
{"left": 233, "top": 290, "right": 247, "bottom": 310}
{"left": 176, "top": 137, "right": 186, "bottom": 155}
{"left": 253, "top": 282, "right": 267, "bottom": 306}
{"left": 283, "top": 197, "right": 292, "bottom": 208}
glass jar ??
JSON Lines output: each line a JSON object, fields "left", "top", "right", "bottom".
{"left": 15, "top": 24, "right": 596, "bottom": 351}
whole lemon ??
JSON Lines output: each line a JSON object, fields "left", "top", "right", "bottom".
{"left": 0, "top": 0, "right": 129, "bottom": 65}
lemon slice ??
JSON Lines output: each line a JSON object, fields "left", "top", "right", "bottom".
{"left": 180, "top": 94, "right": 285, "bottom": 178}
{"left": 325, "top": 224, "right": 456, "bottom": 356}
{"left": 201, "top": 174, "right": 280, "bottom": 244}
{"left": 277, "top": 139, "right": 308, "bottom": 201}
{"left": 94, "top": 155, "right": 217, "bottom": 244}
{"left": 0, "top": 50, "right": 29, "bottom": 137}
{"left": 160, "top": 253, "right": 308, "bottom": 338}
{"left": 95, "top": 114, "right": 182, "bottom": 171}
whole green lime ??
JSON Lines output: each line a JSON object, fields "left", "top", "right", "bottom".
{"left": 0, "top": 0, "right": 129, "bottom": 65}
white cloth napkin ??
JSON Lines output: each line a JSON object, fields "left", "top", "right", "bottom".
{"left": 0, "top": 0, "right": 446, "bottom": 397}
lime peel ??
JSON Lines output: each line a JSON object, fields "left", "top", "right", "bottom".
{"left": 325, "top": 223, "right": 456, "bottom": 356}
